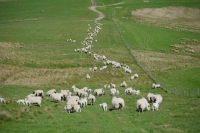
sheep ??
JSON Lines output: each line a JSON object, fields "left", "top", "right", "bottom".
{"left": 0, "top": 98, "right": 6, "bottom": 103}
{"left": 78, "top": 97, "right": 88, "bottom": 108}
{"left": 93, "top": 67, "right": 98, "bottom": 71}
{"left": 124, "top": 68, "right": 132, "bottom": 73}
{"left": 88, "top": 94, "right": 95, "bottom": 105}
{"left": 25, "top": 96, "right": 42, "bottom": 107}
{"left": 46, "top": 89, "right": 56, "bottom": 96}
{"left": 120, "top": 81, "right": 127, "bottom": 87}
{"left": 24, "top": 99, "right": 31, "bottom": 106}
{"left": 67, "top": 95, "right": 79, "bottom": 102}
{"left": 60, "top": 90, "right": 70, "bottom": 100}
{"left": 100, "top": 103, "right": 107, "bottom": 111}
{"left": 125, "top": 87, "right": 133, "bottom": 95}
{"left": 152, "top": 83, "right": 161, "bottom": 89}
{"left": 151, "top": 94, "right": 163, "bottom": 104}
{"left": 93, "top": 88, "right": 105, "bottom": 96}
{"left": 152, "top": 102, "right": 159, "bottom": 111}
{"left": 86, "top": 74, "right": 90, "bottom": 79}
{"left": 33, "top": 90, "right": 44, "bottom": 98}
{"left": 132, "top": 90, "right": 140, "bottom": 95}
{"left": 136, "top": 97, "right": 150, "bottom": 113}
{"left": 112, "top": 96, "right": 125, "bottom": 110}
{"left": 147, "top": 93, "right": 155, "bottom": 103}
{"left": 130, "top": 74, "right": 139, "bottom": 80}
{"left": 110, "top": 88, "right": 118, "bottom": 96}
{"left": 87, "top": 89, "right": 93, "bottom": 93}
{"left": 17, "top": 99, "right": 25, "bottom": 105}
{"left": 110, "top": 83, "right": 116, "bottom": 88}
{"left": 66, "top": 99, "right": 80, "bottom": 113}
{"left": 50, "top": 93, "right": 64, "bottom": 102}
{"left": 100, "top": 65, "right": 107, "bottom": 71}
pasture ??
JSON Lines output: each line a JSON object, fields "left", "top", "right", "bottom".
{"left": 0, "top": 0, "right": 200, "bottom": 132}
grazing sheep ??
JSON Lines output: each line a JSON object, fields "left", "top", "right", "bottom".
{"left": 130, "top": 74, "right": 139, "bottom": 80}
{"left": 147, "top": 93, "right": 155, "bottom": 103}
{"left": 50, "top": 93, "right": 64, "bottom": 102}
{"left": 86, "top": 74, "right": 90, "bottom": 79}
{"left": 88, "top": 94, "right": 95, "bottom": 105}
{"left": 100, "top": 103, "right": 107, "bottom": 111}
{"left": 94, "top": 88, "right": 105, "bottom": 96}
{"left": 152, "top": 83, "right": 161, "bottom": 89}
{"left": 152, "top": 102, "right": 159, "bottom": 111}
{"left": 152, "top": 94, "right": 163, "bottom": 104}
{"left": 120, "top": 81, "right": 127, "bottom": 87}
{"left": 125, "top": 87, "right": 133, "bottom": 95}
{"left": 67, "top": 95, "right": 79, "bottom": 102}
{"left": 17, "top": 99, "right": 25, "bottom": 105}
{"left": 78, "top": 97, "right": 87, "bottom": 108}
{"left": 60, "top": 90, "right": 70, "bottom": 100}
{"left": 112, "top": 96, "right": 125, "bottom": 110}
{"left": 33, "top": 90, "right": 44, "bottom": 98}
{"left": 46, "top": 89, "right": 56, "bottom": 96}
{"left": 66, "top": 99, "right": 80, "bottom": 113}
{"left": 136, "top": 97, "right": 150, "bottom": 113}
{"left": 25, "top": 96, "right": 42, "bottom": 107}
{"left": 110, "top": 88, "right": 119, "bottom": 96}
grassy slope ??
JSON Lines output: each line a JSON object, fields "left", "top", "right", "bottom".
{"left": 0, "top": 0, "right": 200, "bottom": 133}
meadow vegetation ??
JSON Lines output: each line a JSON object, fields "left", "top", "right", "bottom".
{"left": 0, "top": 0, "right": 200, "bottom": 132}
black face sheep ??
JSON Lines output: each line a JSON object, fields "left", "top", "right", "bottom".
{"left": 112, "top": 96, "right": 125, "bottom": 110}
{"left": 136, "top": 97, "right": 150, "bottom": 113}
{"left": 33, "top": 90, "right": 44, "bottom": 98}
{"left": 46, "top": 89, "right": 56, "bottom": 96}
{"left": 88, "top": 94, "right": 95, "bottom": 105}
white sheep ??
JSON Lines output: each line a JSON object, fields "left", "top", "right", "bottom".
{"left": 100, "top": 103, "right": 107, "bottom": 111}
{"left": 93, "top": 67, "right": 98, "bottom": 71}
{"left": 120, "top": 81, "right": 127, "bottom": 87}
{"left": 60, "top": 90, "right": 70, "bottom": 100}
{"left": 33, "top": 90, "right": 44, "bottom": 98}
{"left": 152, "top": 102, "right": 159, "bottom": 111}
{"left": 86, "top": 74, "right": 90, "bottom": 79}
{"left": 130, "top": 74, "right": 139, "bottom": 80}
{"left": 152, "top": 83, "right": 161, "bottom": 89}
{"left": 110, "top": 88, "right": 119, "bottom": 96}
{"left": 125, "top": 87, "right": 133, "bottom": 95}
{"left": 50, "top": 93, "right": 64, "bottom": 102}
{"left": 152, "top": 94, "right": 163, "bottom": 104}
{"left": 66, "top": 99, "right": 80, "bottom": 113}
{"left": 94, "top": 88, "right": 105, "bottom": 96}
{"left": 136, "top": 97, "right": 150, "bottom": 113}
{"left": 46, "top": 89, "right": 56, "bottom": 96}
{"left": 147, "top": 93, "right": 155, "bottom": 103}
{"left": 17, "top": 99, "right": 25, "bottom": 105}
{"left": 78, "top": 97, "right": 87, "bottom": 108}
{"left": 88, "top": 94, "right": 95, "bottom": 105}
{"left": 25, "top": 96, "right": 42, "bottom": 107}
{"left": 67, "top": 95, "right": 80, "bottom": 102}
{"left": 112, "top": 96, "right": 125, "bottom": 110}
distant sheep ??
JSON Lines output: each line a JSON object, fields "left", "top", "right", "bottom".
{"left": 46, "top": 89, "right": 56, "bottom": 96}
{"left": 120, "top": 81, "right": 127, "bottom": 87}
{"left": 94, "top": 88, "right": 105, "bottom": 96}
{"left": 130, "top": 74, "right": 139, "bottom": 80}
{"left": 33, "top": 90, "right": 44, "bottom": 98}
{"left": 110, "top": 88, "right": 119, "bottom": 96}
{"left": 25, "top": 96, "right": 42, "bottom": 107}
{"left": 50, "top": 93, "right": 64, "bottom": 102}
{"left": 152, "top": 102, "right": 159, "bottom": 111}
{"left": 86, "top": 74, "right": 90, "bottom": 79}
{"left": 152, "top": 83, "right": 161, "bottom": 89}
{"left": 100, "top": 103, "right": 107, "bottom": 111}
{"left": 88, "top": 94, "right": 95, "bottom": 105}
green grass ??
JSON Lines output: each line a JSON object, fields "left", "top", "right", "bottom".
{"left": 0, "top": 0, "right": 200, "bottom": 133}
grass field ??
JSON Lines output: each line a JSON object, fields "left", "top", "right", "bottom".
{"left": 0, "top": 0, "right": 200, "bottom": 132}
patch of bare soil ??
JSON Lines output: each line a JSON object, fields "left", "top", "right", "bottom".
{"left": 131, "top": 6, "right": 200, "bottom": 32}
{"left": 170, "top": 38, "right": 200, "bottom": 54}
{"left": 133, "top": 50, "right": 200, "bottom": 72}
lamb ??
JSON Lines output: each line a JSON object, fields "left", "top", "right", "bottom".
{"left": 25, "top": 96, "right": 42, "bottom": 107}
{"left": 110, "top": 88, "right": 119, "bottom": 96}
{"left": 152, "top": 83, "right": 161, "bottom": 89}
{"left": 136, "top": 97, "right": 150, "bottom": 113}
{"left": 100, "top": 103, "right": 107, "bottom": 111}
{"left": 88, "top": 94, "right": 95, "bottom": 105}
{"left": 125, "top": 87, "right": 133, "bottom": 95}
{"left": 130, "top": 74, "right": 139, "bottom": 80}
{"left": 152, "top": 102, "right": 159, "bottom": 111}
{"left": 0, "top": 98, "right": 6, "bottom": 103}
{"left": 93, "top": 88, "right": 105, "bottom": 96}
{"left": 17, "top": 99, "right": 25, "bottom": 105}
{"left": 78, "top": 97, "right": 88, "bottom": 108}
{"left": 86, "top": 74, "right": 90, "bottom": 79}
{"left": 112, "top": 96, "right": 125, "bottom": 110}
{"left": 50, "top": 93, "right": 64, "bottom": 102}
{"left": 120, "top": 81, "right": 127, "bottom": 87}
{"left": 46, "top": 89, "right": 56, "bottom": 96}
{"left": 33, "top": 90, "right": 44, "bottom": 98}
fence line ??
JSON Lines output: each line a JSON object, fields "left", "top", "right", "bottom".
{"left": 112, "top": 18, "right": 199, "bottom": 97}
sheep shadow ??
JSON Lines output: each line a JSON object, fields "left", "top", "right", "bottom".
{"left": 109, "top": 108, "right": 114, "bottom": 111}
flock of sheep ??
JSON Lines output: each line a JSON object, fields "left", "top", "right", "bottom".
{"left": 0, "top": 17, "right": 163, "bottom": 113}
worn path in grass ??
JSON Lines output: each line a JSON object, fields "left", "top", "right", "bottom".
{"left": 89, "top": 0, "right": 124, "bottom": 19}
